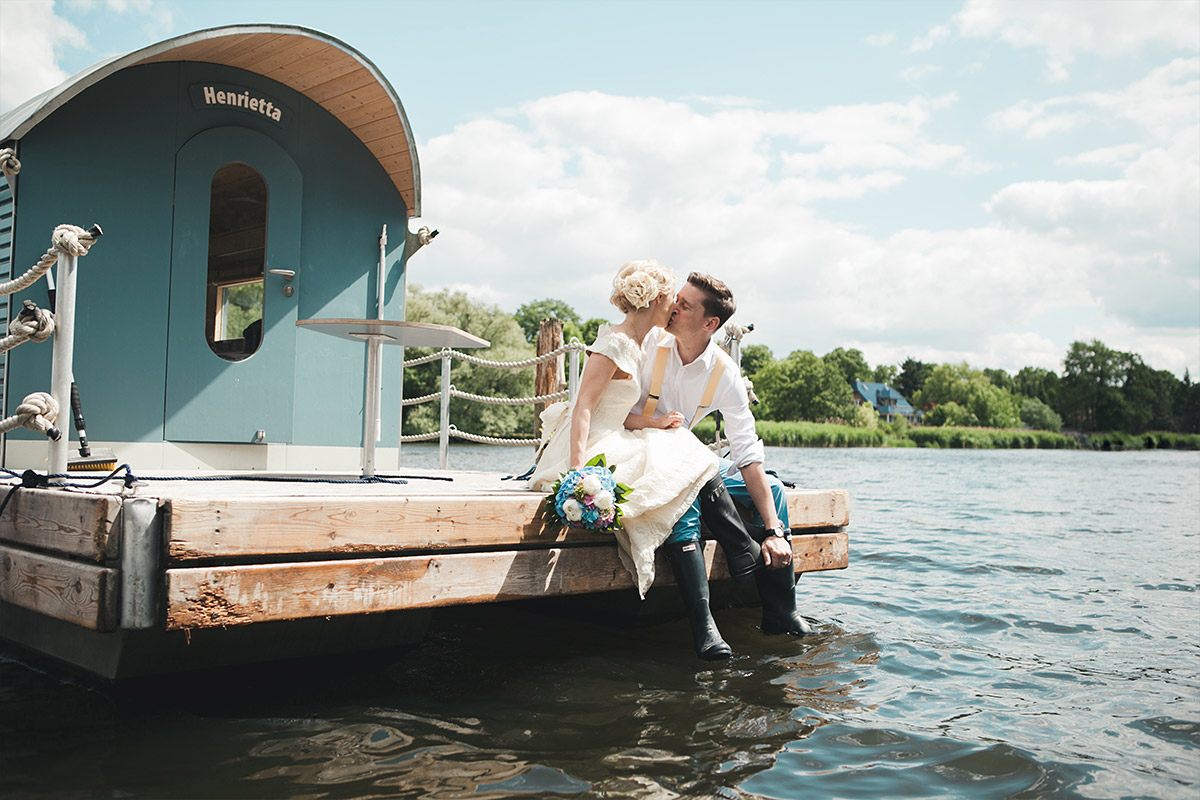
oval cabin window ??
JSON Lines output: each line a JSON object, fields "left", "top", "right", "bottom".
{"left": 206, "top": 162, "right": 267, "bottom": 361}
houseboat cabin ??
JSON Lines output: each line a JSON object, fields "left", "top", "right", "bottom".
{"left": 1, "top": 24, "right": 429, "bottom": 471}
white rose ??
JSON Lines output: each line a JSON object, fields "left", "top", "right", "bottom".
{"left": 592, "top": 490, "right": 614, "bottom": 511}
{"left": 581, "top": 474, "right": 604, "bottom": 496}
{"left": 562, "top": 498, "right": 584, "bottom": 522}
{"left": 621, "top": 272, "right": 656, "bottom": 309}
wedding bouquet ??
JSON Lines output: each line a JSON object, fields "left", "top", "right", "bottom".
{"left": 546, "top": 454, "right": 633, "bottom": 532}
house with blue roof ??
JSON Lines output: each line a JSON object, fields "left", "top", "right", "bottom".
{"left": 852, "top": 381, "right": 918, "bottom": 423}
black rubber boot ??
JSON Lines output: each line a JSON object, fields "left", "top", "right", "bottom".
{"left": 666, "top": 541, "right": 733, "bottom": 661}
{"left": 698, "top": 476, "right": 762, "bottom": 582}
{"left": 753, "top": 544, "right": 813, "bottom": 636}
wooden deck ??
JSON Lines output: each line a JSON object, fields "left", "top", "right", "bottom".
{"left": 0, "top": 469, "right": 848, "bottom": 677}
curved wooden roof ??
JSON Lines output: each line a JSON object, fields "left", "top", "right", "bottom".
{"left": 0, "top": 24, "right": 421, "bottom": 216}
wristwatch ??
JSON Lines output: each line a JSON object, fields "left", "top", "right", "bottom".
{"left": 768, "top": 524, "right": 791, "bottom": 540}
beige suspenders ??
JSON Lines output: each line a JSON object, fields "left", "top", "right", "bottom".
{"left": 690, "top": 365, "right": 726, "bottom": 428}
{"left": 641, "top": 344, "right": 672, "bottom": 419}
{"left": 642, "top": 343, "right": 726, "bottom": 428}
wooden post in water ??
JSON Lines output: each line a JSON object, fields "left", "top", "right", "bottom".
{"left": 534, "top": 318, "right": 564, "bottom": 441}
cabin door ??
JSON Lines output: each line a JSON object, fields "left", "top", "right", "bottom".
{"left": 165, "top": 127, "right": 301, "bottom": 444}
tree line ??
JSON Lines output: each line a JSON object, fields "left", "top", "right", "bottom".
{"left": 400, "top": 288, "right": 1200, "bottom": 438}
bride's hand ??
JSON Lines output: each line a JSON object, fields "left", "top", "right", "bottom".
{"left": 655, "top": 411, "right": 686, "bottom": 429}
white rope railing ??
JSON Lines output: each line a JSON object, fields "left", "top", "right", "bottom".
{"left": 450, "top": 386, "right": 568, "bottom": 406}
{"left": 0, "top": 300, "right": 54, "bottom": 354}
{"left": 0, "top": 391, "right": 60, "bottom": 440}
{"left": 402, "top": 340, "right": 585, "bottom": 369}
{"left": 401, "top": 337, "right": 583, "bottom": 468}
{"left": 0, "top": 223, "right": 102, "bottom": 447}
{"left": 0, "top": 224, "right": 101, "bottom": 297}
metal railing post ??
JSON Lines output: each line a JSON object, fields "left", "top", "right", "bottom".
{"left": 439, "top": 350, "right": 451, "bottom": 469}
{"left": 48, "top": 250, "right": 77, "bottom": 479}
{"left": 568, "top": 345, "right": 581, "bottom": 403}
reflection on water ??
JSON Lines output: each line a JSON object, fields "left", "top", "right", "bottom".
{"left": 1, "top": 447, "right": 1198, "bottom": 799}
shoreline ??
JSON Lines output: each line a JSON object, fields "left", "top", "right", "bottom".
{"left": 693, "top": 420, "right": 1200, "bottom": 451}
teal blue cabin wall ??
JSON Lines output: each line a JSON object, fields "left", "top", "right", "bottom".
{"left": 6, "top": 61, "right": 409, "bottom": 448}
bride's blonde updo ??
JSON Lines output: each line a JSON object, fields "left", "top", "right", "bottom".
{"left": 609, "top": 260, "right": 676, "bottom": 314}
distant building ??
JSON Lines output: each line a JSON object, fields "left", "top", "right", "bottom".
{"left": 851, "top": 381, "right": 918, "bottom": 423}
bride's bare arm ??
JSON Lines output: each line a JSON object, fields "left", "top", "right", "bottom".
{"left": 624, "top": 410, "right": 686, "bottom": 430}
{"left": 568, "top": 353, "right": 619, "bottom": 469}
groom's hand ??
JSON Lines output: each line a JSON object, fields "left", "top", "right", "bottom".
{"left": 761, "top": 536, "right": 793, "bottom": 569}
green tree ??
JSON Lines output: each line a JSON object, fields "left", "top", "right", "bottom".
{"left": 1013, "top": 366, "right": 1061, "bottom": 410}
{"left": 872, "top": 364, "right": 899, "bottom": 385}
{"left": 513, "top": 299, "right": 581, "bottom": 344}
{"left": 896, "top": 357, "right": 933, "bottom": 406}
{"left": 755, "top": 351, "right": 854, "bottom": 422}
{"left": 823, "top": 347, "right": 872, "bottom": 385}
{"left": 926, "top": 400, "right": 974, "bottom": 427}
{"left": 916, "top": 362, "right": 1020, "bottom": 428}
{"left": 1019, "top": 396, "right": 1063, "bottom": 432}
{"left": 739, "top": 344, "right": 774, "bottom": 378}
{"left": 404, "top": 286, "right": 536, "bottom": 437}
{"left": 1178, "top": 370, "right": 1200, "bottom": 433}
{"left": 983, "top": 368, "right": 1014, "bottom": 393}
{"left": 1059, "top": 340, "right": 1125, "bottom": 432}
{"left": 576, "top": 317, "right": 607, "bottom": 347}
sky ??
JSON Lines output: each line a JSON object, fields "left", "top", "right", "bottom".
{"left": 1, "top": 0, "right": 1198, "bottom": 378}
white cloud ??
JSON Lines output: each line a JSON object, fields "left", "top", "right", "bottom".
{"left": 0, "top": 0, "right": 87, "bottom": 113}
{"left": 1055, "top": 143, "right": 1144, "bottom": 168}
{"left": 954, "top": 0, "right": 1200, "bottom": 80}
{"left": 415, "top": 85, "right": 1197, "bottom": 377}
{"left": 990, "top": 58, "right": 1199, "bottom": 141}
{"left": 900, "top": 65, "right": 943, "bottom": 82}
{"left": 909, "top": 25, "right": 951, "bottom": 53}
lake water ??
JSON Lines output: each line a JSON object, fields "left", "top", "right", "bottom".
{"left": 2, "top": 446, "right": 1198, "bottom": 799}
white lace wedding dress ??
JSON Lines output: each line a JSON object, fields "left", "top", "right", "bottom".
{"left": 530, "top": 325, "right": 718, "bottom": 597}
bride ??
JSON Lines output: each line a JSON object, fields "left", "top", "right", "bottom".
{"left": 530, "top": 260, "right": 731, "bottom": 660}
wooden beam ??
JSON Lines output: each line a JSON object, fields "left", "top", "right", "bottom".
{"left": 0, "top": 544, "right": 117, "bottom": 631}
{"left": 164, "top": 533, "right": 847, "bottom": 629}
{"left": 788, "top": 489, "right": 850, "bottom": 530}
{"left": 0, "top": 489, "right": 122, "bottom": 561}
{"left": 165, "top": 489, "right": 848, "bottom": 561}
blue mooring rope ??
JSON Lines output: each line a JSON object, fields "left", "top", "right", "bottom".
{"left": 0, "top": 464, "right": 454, "bottom": 519}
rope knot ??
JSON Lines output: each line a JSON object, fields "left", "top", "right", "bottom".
{"left": 51, "top": 224, "right": 96, "bottom": 257}
{"left": 10, "top": 300, "right": 54, "bottom": 343}
{"left": 13, "top": 392, "right": 61, "bottom": 441}
{"left": 0, "top": 148, "right": 19, "bottom": 177}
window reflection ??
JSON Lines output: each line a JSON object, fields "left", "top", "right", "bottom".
{"left": 206, "top": 162, "right": 266, "bottom": 361}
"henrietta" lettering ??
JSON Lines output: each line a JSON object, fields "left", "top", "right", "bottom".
{"left": 201, "top": 85, "right": 283, "bottom": 122}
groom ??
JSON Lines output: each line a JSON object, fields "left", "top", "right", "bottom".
{"left": 634, "top": 272, "right": 811, "bottom": 659}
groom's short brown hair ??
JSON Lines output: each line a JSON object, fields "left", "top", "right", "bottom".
{"left": 686, "top": 272, "right": 736, "bottom": 327}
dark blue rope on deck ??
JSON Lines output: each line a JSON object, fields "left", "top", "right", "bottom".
{"left": 0, "top": 465, "right": 455, "bottom": 518}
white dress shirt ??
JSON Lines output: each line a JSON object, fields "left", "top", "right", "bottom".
{"left": 632, "top": 327, "right": 766, "bottom": 473}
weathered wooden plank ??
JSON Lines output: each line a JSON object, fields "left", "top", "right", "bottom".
{"left": 165, "top": 533, "right": 848, "bottom": 629}
{"left": 0, "top": 544, "right": 118, "bottom": 631}
{"left": 166, "top": 494, "right": 564, "bottom": 559}
{"left": 0, "top": 489, "right": 122, "bottom": 561}
{"left": 788, "top": 489, "right": 850, "bottom": 530}
{"left": 166, "top": 489, "right": 848, "bottom": 560}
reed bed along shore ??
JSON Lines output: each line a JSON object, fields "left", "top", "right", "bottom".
{"left": 692, "top": 419, "right": 1200, "bottom": 450}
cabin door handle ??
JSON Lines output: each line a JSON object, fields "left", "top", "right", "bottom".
{"left": 268, "top": 269, "right": 296, "bottom": 297}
